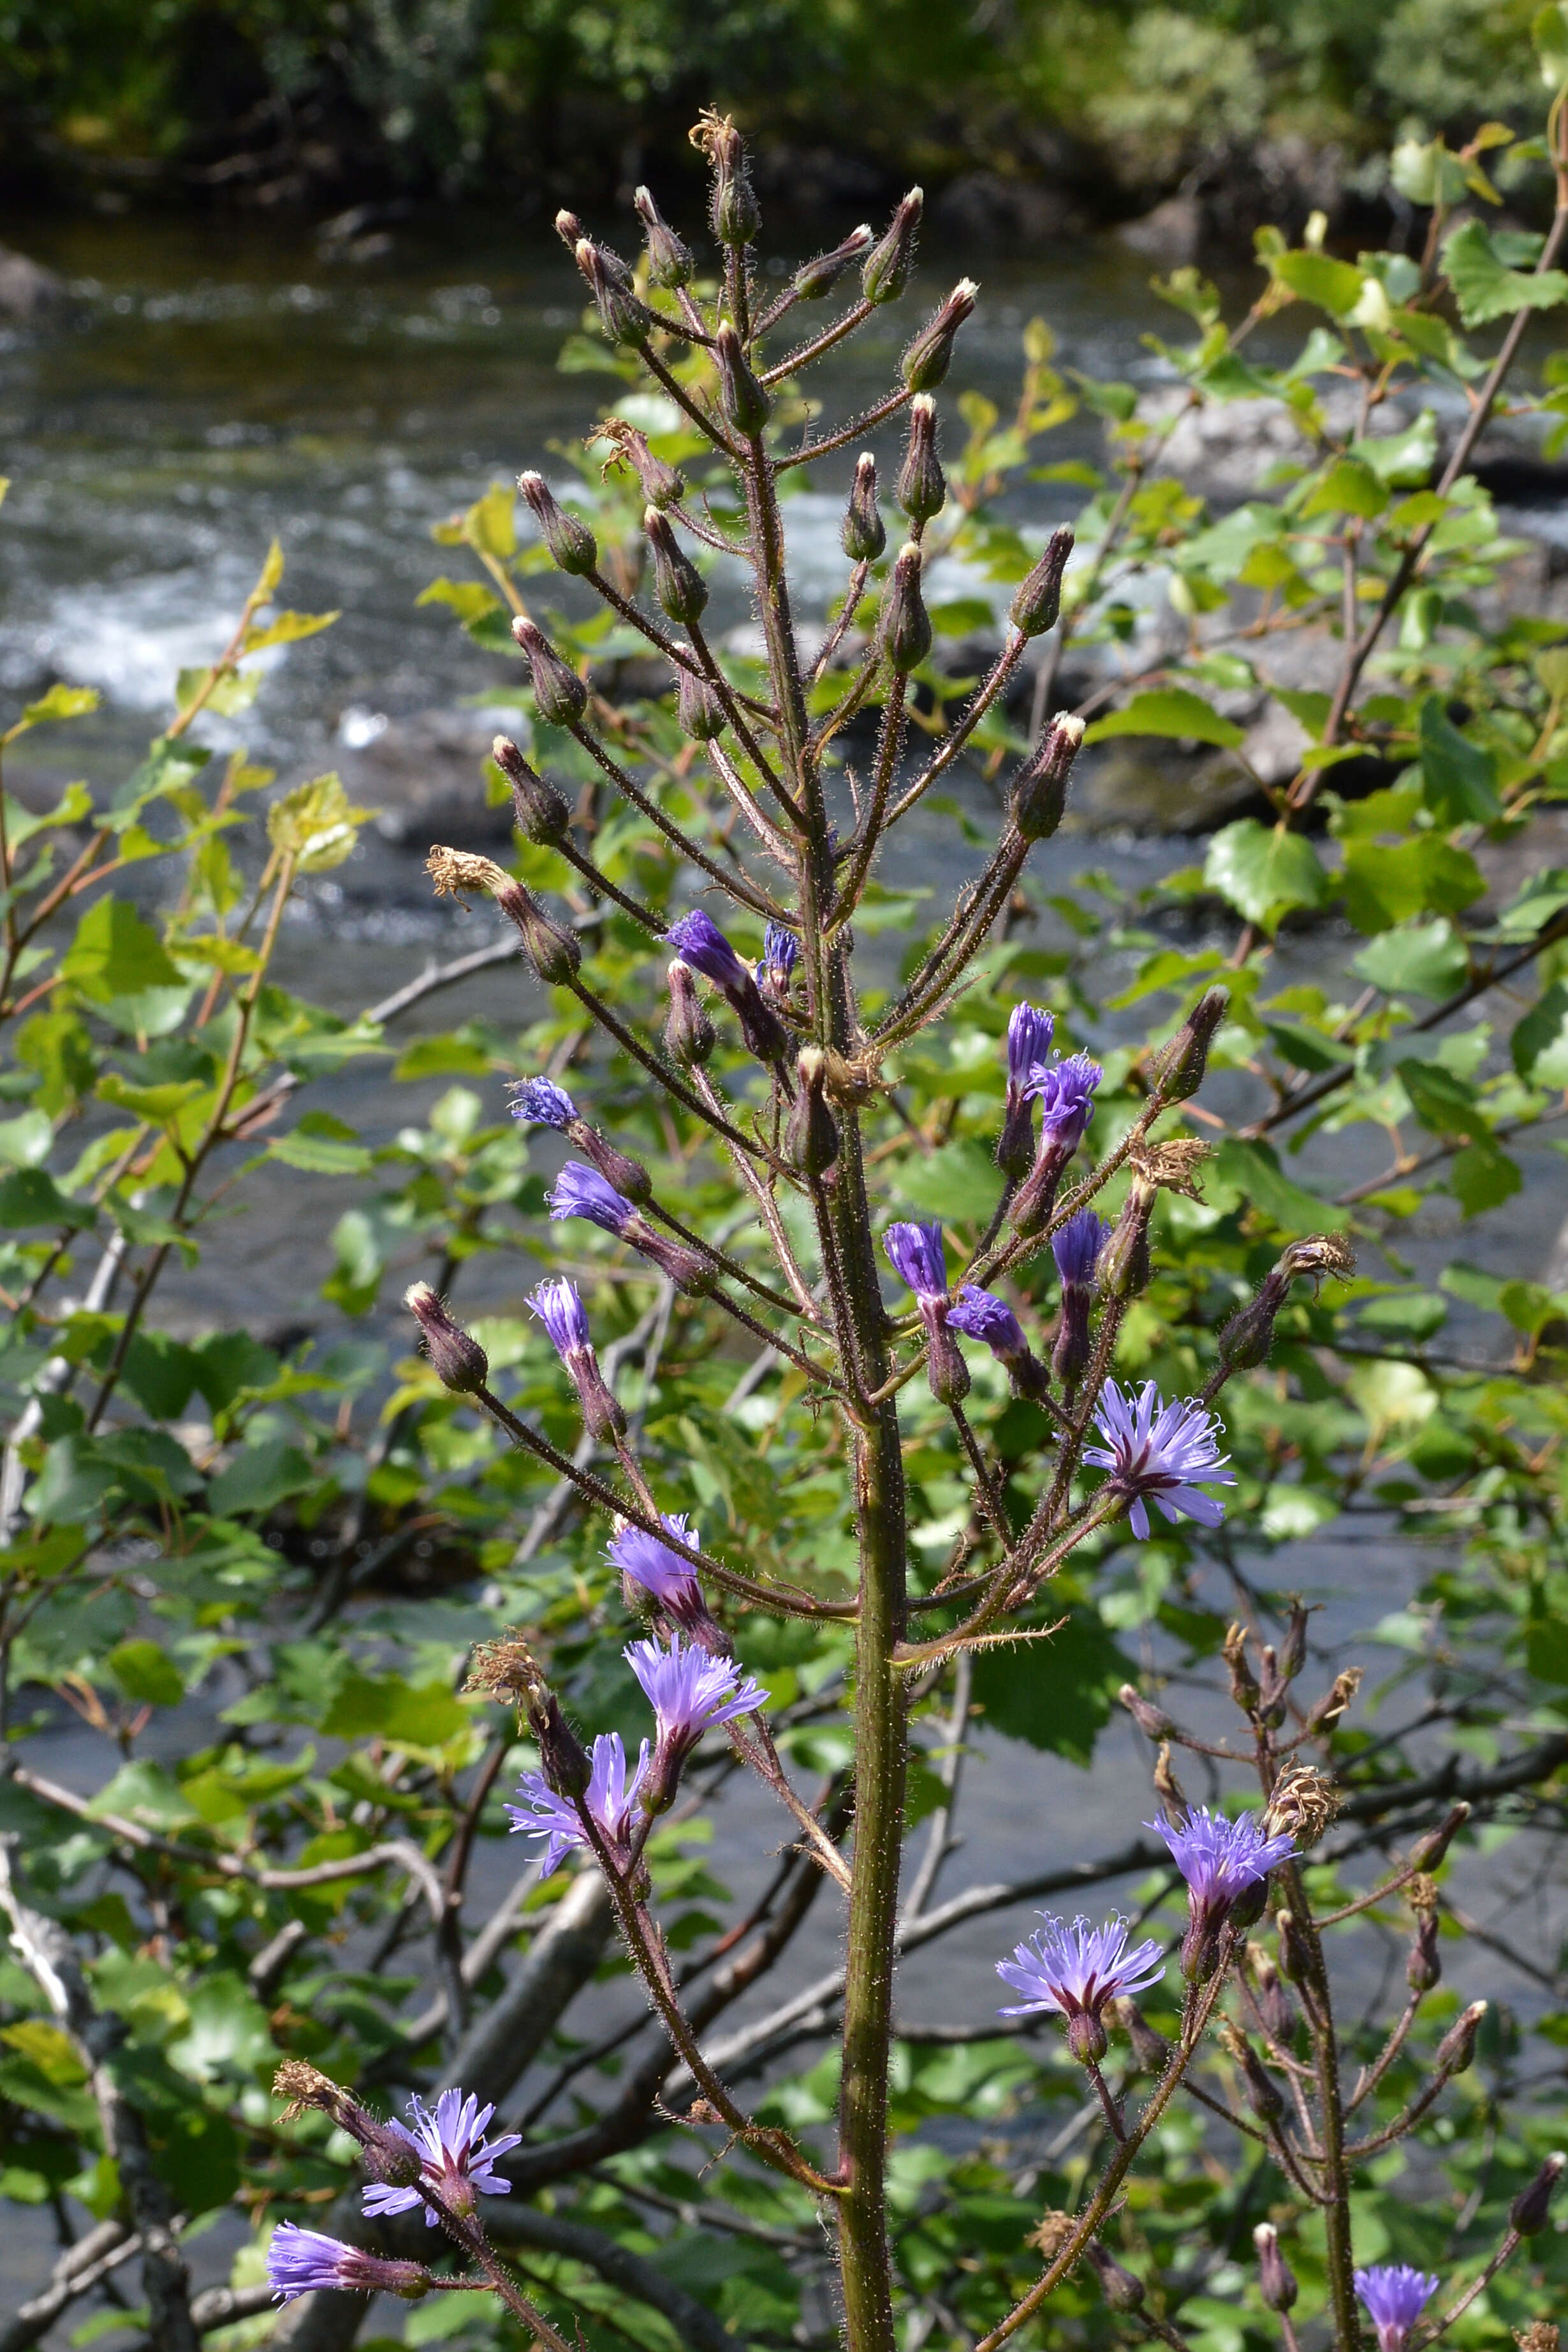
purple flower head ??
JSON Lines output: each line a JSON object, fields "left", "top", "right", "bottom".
{"left": 267, "top": 2224, "right": 427, "bottom": 2303}
{"left": 510, "top": 1075, "right": 576, "bottom": 1131}
{"left": 997, "top": 1913, "right": 1166, "bottom": 2060}
{"left": 948, "top": 1284, "right": 1027, "bottom": 1359}
{"left": 1053, "top": 1209, "right": 1110, "bottom": 1293}
{"left": 884, "top": 1219, "right": 948, "bottom": 1302}
{"left": 363, "top": 2089, "right": 522, "bottom": 2228}
{"left": 627, "top": 1631, "right": 766, "bottom": 1755}
{"left": 1007, "top": 1002, "right": 1055, "bottom": 1102}
{"left": 528, "top": 1276, "right": 591, "bottom": 1360}
{"left": 1354, "top": 2267, "right": 1440, "bottom": 2352}
{"left": 506, "top": 1730, "right": 648, "bottom": 1875}
{"left": 763, "top": 922, "right": 799, "bottom": 991}
{"left": 1152, "top": 1805, "right": 1297, "bottom": 1915}
{"left": 1084, "top": 1379, "right": 1235, "bottom": 1540}
{"left": 547, "top": 1159, "right": 634, "bottom": 1237}
{"left": 610, "top": 1511, "right": 703, "bottom": 1612}
{"left": 1027, "top": 1051, "right": 1103, "bottom": 1157}
{"left": 665, "top": 909, "right": 751, "bottom": 994}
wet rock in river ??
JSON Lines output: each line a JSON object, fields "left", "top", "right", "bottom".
{"left": 0, "top": 246, "right": 65, "bottom": 319}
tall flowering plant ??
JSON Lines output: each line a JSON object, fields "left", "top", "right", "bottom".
{"left": 258, "top": 106, "right": 1568, "bottom": 2350}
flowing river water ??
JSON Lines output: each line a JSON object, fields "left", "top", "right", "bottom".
{"left": 2, "top": 205, "right": 1567, "bottom": 2327}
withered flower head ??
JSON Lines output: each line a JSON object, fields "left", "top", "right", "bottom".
{"left": 1030, "top": 2210, "right": 1076, "bottom": 2260}
{"left": 465, "top": 1633, "right": 549, "bottom": 1709}
{"left": 1264, "top": 1765, "right": 1339, "bottom": 1849}
{"left": 1129, "top": 1136, "right": 1208, "bottom": 1200}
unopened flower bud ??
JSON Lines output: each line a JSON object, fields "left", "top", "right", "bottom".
{"left": 1011, "top": 712, "right": 1083, "bottom": 841}
{"left": 925, "top": 1314, "right": 970, "bottom": 1409}
{"left": 703, "top": 114, "right": 759, "bottom": 246}
{"left": 1409, "top": 1802, "right": 1470, "bottom": 1874}
{"left": 512, "top": 615, "right": 589, "bottom": 728}
{"left": 1119, "top": 1684, "right": 1178, "bottom": 1742}
{"left": 1437, "top": 1999, "right": 1486, "bottom": 2075}
{"left": 665, "top": 958, "right": 715, "bottom": 1065}
{"left": 644, "top": 506, "right": 708, "bottom": 626}
{"left": 532, "top": 1685, "right": 594, "bottom": 1798}
{"left": 555, "top": 209, "right": 585, "bottom": 251}
{"left": 633, "top": 185, "right": 694, "bottom": 289}
{"left": 1222, "top": 1622, "right": 1261, "bottom": 1716}
{"left": 1085, "top": 2242, "right": 1143, "bottom": 2312}
{"left": 786, "top": 1046, "right": 840, "bottom": 1176}
{"left": 902, "top": 279, "right": 978, "bottom": 391}
{"left": 575, "top": 238, "right": 649, "bottom": 347}
{"left": 863, "top": 187, "right": 923, "bottom": 305}
{"left": 1407, "top": 1907, "right": 1442, "bottom": 1993}
{"left": 897, "top": 395, "right": 946, "bottom": 525}
{"left": 1095, "top": 1177, "right": 1155, "bottom": 1302}
{"left": 1224, "top": 2023, "right": 1284, "bottom": 2124}
{"left": 1155, "top": 986, "right": 1227, "bottom": 1105}
{"left": 1275, "top": 1907, "right": 1311, "bottom": 1984}
{"left": 518, "top": 470, "right": 597, "bottom": 577}
{"left": 794, "top": 224, "right": 873, "bottom": 300}
{"left": 493, "top": 735, "right": 571, "bottom": 843}
{"left": 406, "top": 1283, "right": 488, "bottom": 1395}
{"left": 1010, "top": 526, "right": 1074, "bottom": 637}
{"left": 1254, "top": 2223, "right": 1298, "bottom": 2312}
{"left": 1279, "top": 1600, "right": 1309, "bottom": 1686}
{"left": 565, "top": 1119, "right": 652, "bottom": 1205}
{"left": 623, "top": 1212, "right": 715, "bottom": 1296}
{"left": 1066, "top": 2008, "right": 1109, "bottom": 2064}
{"left": 1511, "top": 2151, "right": 1565, "bottom": 2236}
{"left": 842, "top": 452, "right": 886, "bottom": 563}
{"left": 1108, "top": 1994, "right": 1169, "bottom": 2072}
{"left": 1247, "top": 1944, "right": 1298, "bottom": 2045}
{"left": 677, "top": 666, "right": 728, "bottom": 741}
{"left": 881, "top": 543, "right": 931, "bottom": 674}
{"left": 714, "top": 321, "right": 770, "bottom": 436}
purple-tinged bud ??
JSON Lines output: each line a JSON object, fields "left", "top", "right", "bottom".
{"left": 645, "top": 506, "right": 708, "bottom": 626}
{"left": 1279, "top": 1600, "right": 1309, "bottom": 1686}
{"left": 575, "top": 238, "right": 649, "bottom": 347}
{"left": 881, "top": 543, "right": 931, "bottom": 674}
{"left": 555, "top": 209, "right": 585, "bottom": 251}
{"left": 633, "top": 185, "right": 694, "bottom": 290}
{"left": 493, "top": 735, "right": 571, "bottom": 843}
{"left": 1118, "top": 1684, "right": 1178, "bottom": 1742}
{"left": 406, "top": 1283, "right": 488, "bottom": 1395}
{"left": 863, "top": 188, "right": 923, "bottom": 307}
{"left": 1094, "top": 1176, "right": 1155, "bottom": 1303}
{"left": 1010, "top": 525, "right": 1074, "bottom": 638}
{"left": 1511, "top": 2151, "right": 1565, "bottom": 2236}
{"left": 566, "top": 1119, "right": 652, "bottom": 1205}
{"left": 1407, "top": 1908, "right": 1442, "bottom": 1994}
{"left": 795, "top": 224, "right": 873, "bottom": 300}
{"left": 786, "top": 1046, "right": 840, "bottom": 1176}
{"left": 761, "top": 922, "right": 798, "bottom": 999}
{"left": 842, "top": 452, "right": 886, "bottom": 564}
{"left": 518, "top": 893, "right": 582, "bottom": 986}
{"left": 665, "top": 958, "right": 715, "bottom": 1066}
{"left": 701, "top": 112, "right": 759, "bottom": 247}
{"left": 518, "top": 470, "right": 597, "bottom": 577}
{"left": 1409, "top": 1802, "right": 1470, "bottom": 1874}
{"left": 512, "top": 614, "right": 589, "bottom": 729}
{"left": 623, "top": 1211, "right": 715, "bottom": 1297}
{"left": 1254, "top": 2224, "right": 1298, "bottom": 2312}
{"left": 1154, "top": 985, "right": 1227, "bottom": 1105}
{"left": 902, "top": 279, "right": 978, "bottom": 392}
{"left": 1085, "top": 2242, "right": 1143, "bottom": 2312}
{"left": 677, "top": 666, "right": 727, "bottom": 741}
{"left": 714, "top": 321, "right": 770, "bottom": 437}
{"left": 1012, "top": 712, "right": 1084, "bottom": 841}
{"left": 1224, "top": 2024, "right": 1284, "bottom": 2124}
{"left": 1437, "top": 1999, "right": 1486, "bottom": 2075}
{"left": 1275, "top": 1907, "right": 1310, "bottom": 1985}
{"left": 896, "top": 395, "right": 946, "bottom": 526}
{"left": 529, "top": 1277, "right": 625, "bottom": 1444}
{"left": 1247, "top": 1943, "right": 1298, "bottom": 2045}
{"left": 1066, "top": 2009, "right": 1109, "bottom": 2065}
{"left": 1108, "top": 1994, "right": 1169, "bottom": 2072}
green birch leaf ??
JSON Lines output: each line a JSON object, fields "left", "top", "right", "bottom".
{"left": 1205, "top": 821, "right": 1330, "bottom": 930}
{"left": 1085, "top": 688, "right": 1244, "bottom": 750}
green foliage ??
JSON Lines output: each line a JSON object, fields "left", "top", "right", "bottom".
{"left": 4, "top": 62, "right": 1568, "bottom": 2352}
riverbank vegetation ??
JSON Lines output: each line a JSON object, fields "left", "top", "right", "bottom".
{"left": 0, "top": 0, "right": 1553, "bottom": 221}
{"left": 4, "top": 17, "right": 1568, "bottom": 2351}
